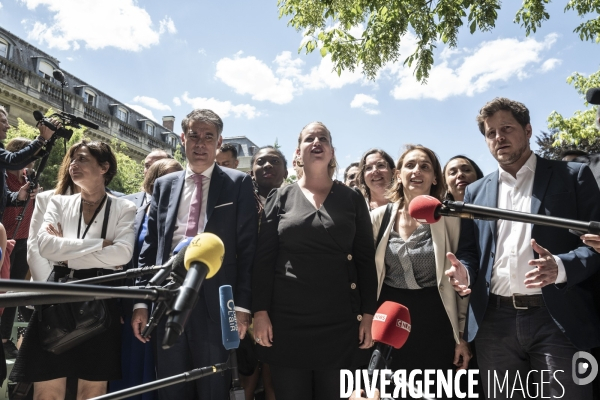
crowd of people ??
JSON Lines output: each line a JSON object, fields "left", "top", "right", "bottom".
{"left": 0, "top": 97, "right": 598, "bottom": 400}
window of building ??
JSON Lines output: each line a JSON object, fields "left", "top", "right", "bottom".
{"left": 146, "top": 124, "right": 154, "bottom": 136}
{"left": 38, "top": 60, "right": 55, "bottom": 81}
{"left": 0, "top": 39, "right": 8, "bottom": 59}
{"left": 84, "top": 90, "right": 96, "bottom": 107}
{"left": 116, "top": 108, "right": 128, "bottom": 123}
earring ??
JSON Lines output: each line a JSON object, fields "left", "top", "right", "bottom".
{"left": 296, "top": 158, "right": 304, "bottom": 167}
{"left": 329, "top": 159, "right": 336, "bottom": 167}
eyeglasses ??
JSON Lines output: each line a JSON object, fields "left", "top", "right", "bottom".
{"left": 364, "top": 162, "right": 389, "bottom": 173}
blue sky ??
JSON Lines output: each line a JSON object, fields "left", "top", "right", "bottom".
{"left": 1, "top": 0, "right": 598, "bottom": 176}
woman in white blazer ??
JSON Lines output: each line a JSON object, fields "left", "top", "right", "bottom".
{"left": 370, "top": 145, "right": 470, "bottom": 385}
{"left": 12, "top": 140, "right": 136, "bottom": 400}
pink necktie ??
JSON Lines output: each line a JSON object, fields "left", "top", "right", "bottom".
{"left": 186, "top": 174, "right": 204, "bottom": 237}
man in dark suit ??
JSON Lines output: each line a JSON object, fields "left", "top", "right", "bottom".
{"left": 131, "top": 109, "right": 257, "bottom": 399}
{"left": 446, "top": 97, "right": 600, "bottom": 399}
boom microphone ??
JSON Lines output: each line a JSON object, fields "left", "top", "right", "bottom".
{"left": 60, "top": 111, "right": 100, "bottom": 129}
{"left": 368, "top": 301, "right": 411, "bottom": 375}
{"left": 163, "top": 233, "right": 224, "bottom": 349}
{"left": 586, "top": 87, "right": 600, "bottom": 105}
{"left": 409, "top": 195, "right": 600, "bottom": 234}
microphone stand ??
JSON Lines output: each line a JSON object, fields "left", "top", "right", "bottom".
{"left": 442, "top": 200, "right": 600, "bottom": 234}
{"left": 0, "top": 280, "right": 173, "bottom": 306}
{"left": 89, "top": 357, "right": 234, "bottom": 400}
{"left": 229, "top": 349, "right": 245, "bottom": 400}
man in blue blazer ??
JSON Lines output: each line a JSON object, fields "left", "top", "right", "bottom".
{"left": 446, "top": 98, "right": 600, "bottom": 399}
{"left": 131, "top": 109, "right": 258, "bottom": 399}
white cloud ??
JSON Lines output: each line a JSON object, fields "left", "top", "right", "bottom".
{"left": 215, "top": 50, "right": 367, "bottom": 104}
{"left": 20, "top": 0, "right": 176, "bottom": 51}
{"left": 125, "top": 104, "right": 158, "bottom": 122}
{"left": 389, "top": 33, "right": 559, "bottom": 101}
{"left": 350, "top": 94, "right": 380, "bottom": 115}
{"left": 216, "top": 54, "right": 296, "bottom": 104}
{"left": 540, "top": 58, "right": 561, "bottom": 73}
{"left": 173, "top": 97, "right": 181, "bottom": 106}
{"left": 158, "top": 16, "right": 176, "bottom": 34}
{"left": 198, "top": 48, "right": 206, "bottom": 56}
{"left": 181, "top": 92, "right": 260, "bottom": 119}
{"left": 132, "top": 95, "right": 172, "bottom": 111}
{"left": 0, "top": 3, "right": 3, "bottom": 10}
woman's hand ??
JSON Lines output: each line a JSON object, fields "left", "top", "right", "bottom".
{"left": 253, "top": 310, "right": 273, "bottom": 347}
{"left": 453, "top": 338, "right": 471, "bottom": 370}
{"left": 358, "top": 313, "right": 374, "bottom": 349}
{"left": 46, "top": 223, "right": 63, "bottom": 237}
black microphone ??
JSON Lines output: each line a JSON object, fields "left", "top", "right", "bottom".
{"left": 147, "top": 246, "right": 188, "bottom": 287}
{"left": 32, "top": 110, "right": 57, "bottom": 132}
{"left": 162, "top": 233, "right": 224, "bottom": 349}
{"left": 52, "top": 69, "right": 65, "bottom": 84}
{"left": 60, "top": 111, "right": 100, "bottom": 129}
{"left": 586, "top": 87, "right": 600, "bottom": 105}
{"left": 409, "top": 195, "right": 600, "bottom": 235}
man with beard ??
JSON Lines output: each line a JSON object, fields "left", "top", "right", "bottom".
{"left": 445, "top": 97, "right": 600, "bottom": 399}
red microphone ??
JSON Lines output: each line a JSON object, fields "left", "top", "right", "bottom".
{"left": 408, "top": 195, "right": 442, "bottom": 224}
{"left": 368, "top": 301, "right": 411, "bottom": 374}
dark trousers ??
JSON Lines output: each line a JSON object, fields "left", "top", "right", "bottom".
{"left": 1, "top": 239, "right": 30, "bottom": 339}
{"left": 475, "top": 300, "right": 592, "bottom": 399}
{"left": 155, "top": 297, "right": 230, "bottom": 400}
{"left": 270, "top": 365, "right": 341, "bottom": 400}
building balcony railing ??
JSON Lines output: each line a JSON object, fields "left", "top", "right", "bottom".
{"left": 148, "top": 137, "right": 165, "bottom": 149}
{"left": 40, "top": 80, "right": 72, "bottom": 105}
{"left": 118, "top": 123, "right": 141, "bottom": 142}
{"left": 0, "top": 58, "right": 27, "bottom": 85}
{"left": 84, "top": 104, "right": 110, "bottom": 127}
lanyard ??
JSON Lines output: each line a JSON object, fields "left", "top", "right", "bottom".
{"left": 77, "top": 194, "right": 108, "bottom": 239}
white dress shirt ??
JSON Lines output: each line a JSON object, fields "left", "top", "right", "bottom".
{"left": 490, "top": 152, "right": 566, "bottom": 296}
{"left": 170, "top": 164, "right": 214, "bottom": 252}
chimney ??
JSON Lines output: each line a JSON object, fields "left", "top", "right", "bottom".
{"left": 162, "top": 115, "right": 175, "bottom": 132}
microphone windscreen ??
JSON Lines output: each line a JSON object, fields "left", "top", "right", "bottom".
{"left": 33, "top": 110, "right": 44, "bottom": 122}
{"left": 372, "top": 301, "right": 411, "bottom": 349}
{"left": 52, "top": 69, "right": 65, "bottom": 83}
{"left": 408, "top": 195, "right": 442, "bottom": 223}
{"left": 586, "top": 88, "right": 600, "bottom": 105}
{"left": 219, "top": 285, "right": 240, "bottom": 350}
{"left": 184, "top": 233, "right": 224, "bottom": 278}
{"left": 171, "top": 245, "right": 188, "bottom": 279}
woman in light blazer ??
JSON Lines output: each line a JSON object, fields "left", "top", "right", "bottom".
{"left": 370, "top": 145, "right": 470, "bottom": 390}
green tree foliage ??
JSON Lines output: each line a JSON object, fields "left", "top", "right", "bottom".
{"left": 173, "top": 144, "right": 187, "bottom": 167}
{"left": 6, "top": 118, "right": 144, "bottom": 194}
{"left": 546, "top": 67, "right": 600, "bottom": 144}
{"left": 535, "top": 130, "right": 600, "bottom": 160}
{"left": 278, "top": 0, "right": 600, "bottom": 81}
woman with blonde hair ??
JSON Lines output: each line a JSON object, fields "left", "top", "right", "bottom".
{"left": 370, "top": 145, "right": 470, "bottom": 397}
{"left": 252, "top": 122, "right": 377, "bottom": 399}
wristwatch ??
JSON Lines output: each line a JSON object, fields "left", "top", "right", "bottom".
{"left": 36, "top": 135, "right": 49, "bottom": 146}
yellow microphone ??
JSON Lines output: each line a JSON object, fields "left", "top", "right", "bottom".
{"left": 184, "top": 233, "right": 224, "bottom": 279}
{"left": 164, "top": 233, "right": 225, "bottom": 348}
